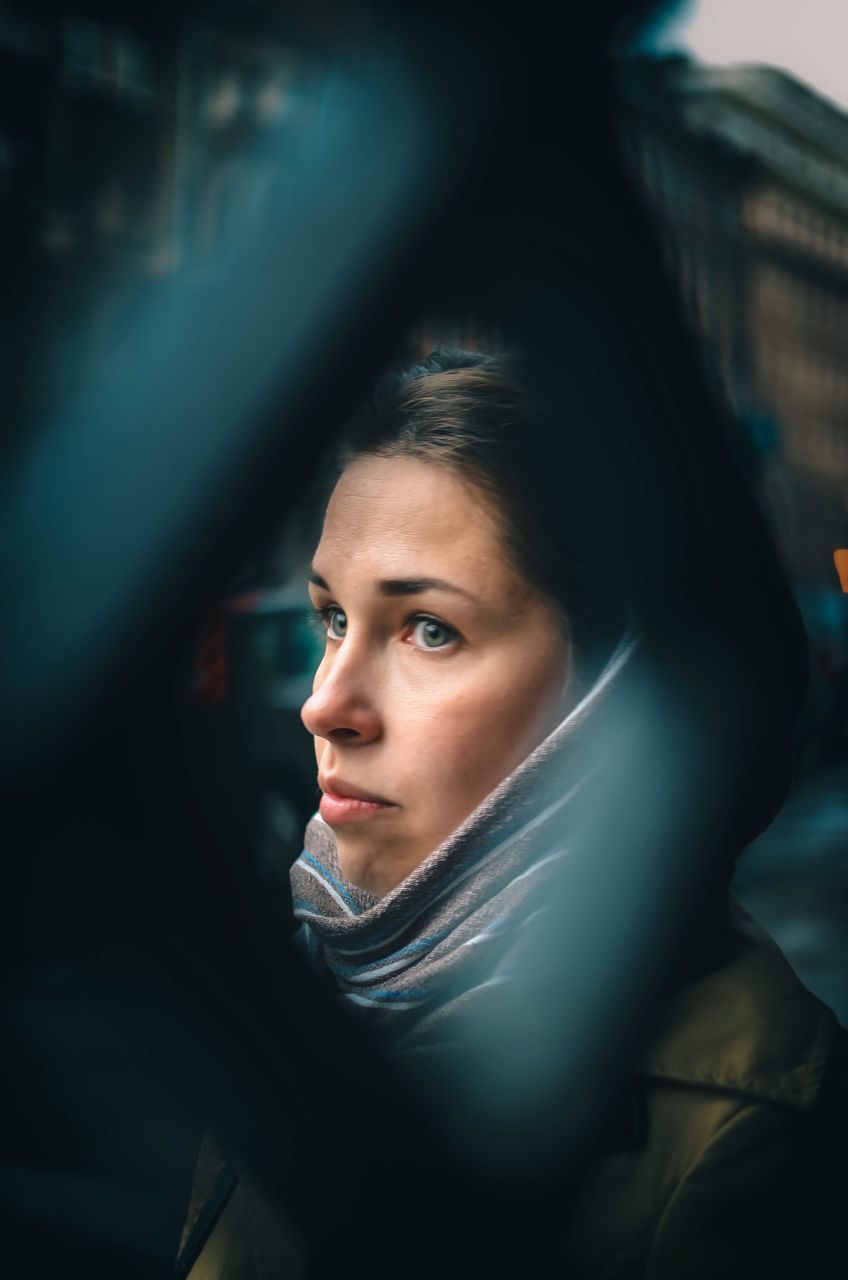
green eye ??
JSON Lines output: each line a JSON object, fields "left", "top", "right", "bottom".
{"left": 413, "top": 618, "right": 454, "bottom": 649}
{"left": 326, "top": 607, "right": 347, "bottom": 639}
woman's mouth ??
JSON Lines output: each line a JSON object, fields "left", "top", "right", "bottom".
{"left": 318, "top": 777, "right": 397, "bottom": 825}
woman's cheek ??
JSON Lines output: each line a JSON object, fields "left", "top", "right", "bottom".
{"left": 431, "top": 708, "right": 501, "bottom": 785}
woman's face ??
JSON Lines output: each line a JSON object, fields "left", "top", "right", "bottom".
{"left": 302, "top": 455, "right": 570, "bottom": 897}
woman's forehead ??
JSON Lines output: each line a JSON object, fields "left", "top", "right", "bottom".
{"left": 317, "top": 455, "right": 503, "bottom": 568}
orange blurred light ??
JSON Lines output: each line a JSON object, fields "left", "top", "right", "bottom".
{"left": 834, "top": 549, "right": 848, "bottom": 593}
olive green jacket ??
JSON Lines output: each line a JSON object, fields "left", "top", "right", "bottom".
{"left": 177, "top": 901, "right": 845, "bottom": 1280}
{"left": 566, "top": 901, "right": 844, "bottom": 1277}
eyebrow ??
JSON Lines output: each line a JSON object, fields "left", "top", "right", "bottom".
{"left": 309, "top": 570, "right": 477, "bottom": 602}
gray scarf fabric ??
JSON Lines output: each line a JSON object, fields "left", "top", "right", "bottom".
{"left": 289, "top": 631, "right": 638, "bottom": 1050}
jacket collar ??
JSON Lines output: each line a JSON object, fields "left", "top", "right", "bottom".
{"left": 633, "top": 897, "right": 837, "bottom": 1109}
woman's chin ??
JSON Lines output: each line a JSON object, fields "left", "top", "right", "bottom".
{"left": 336, "top": 835, "right": 425, "bottom": 899}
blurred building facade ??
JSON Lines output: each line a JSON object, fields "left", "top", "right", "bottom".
{"left": 0, "top": 4, "right": 322, "bottom": 417}
{"left": 618, "top": 55, "right": 848, "bottom": 753}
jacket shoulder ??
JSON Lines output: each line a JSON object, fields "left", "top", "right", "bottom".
{"left": 634, "top": 897, "right": 837, "bottom": 1107}
{"left": 567, "top": 901, "right": 845, "bottom": 1278}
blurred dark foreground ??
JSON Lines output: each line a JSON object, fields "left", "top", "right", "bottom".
{"left": 1, "top": 2, "right": 847, "bottom": 1277}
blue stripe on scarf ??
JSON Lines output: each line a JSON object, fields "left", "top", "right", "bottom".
{"left": 299, "top": 851, "right": 361, "bottom": 913}
{"left": 328, "top": 925, "right": 453, "bottom": 977}
{"left": 293, "top": 898, "right": 321, "bottom": 914}
{"left": 344, "top": 986, "right": 431, "bottom": 1003}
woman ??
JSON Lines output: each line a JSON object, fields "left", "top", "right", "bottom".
{"left": 179, "top": 348, "right": 845, "bottom": 1279}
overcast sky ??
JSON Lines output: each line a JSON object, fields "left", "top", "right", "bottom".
{"left": 648, "top": 0, "right": 848, "bottom": 111}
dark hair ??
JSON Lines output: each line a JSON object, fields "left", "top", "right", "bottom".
{"left": 335, "top": 347, "right": 627, "bottom": 682}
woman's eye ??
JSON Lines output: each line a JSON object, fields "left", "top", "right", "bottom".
{"left": 411, "top": 617, "right": 457, "bottom": 650}
{"left": 325, "top": 607, "right": 347, "bottom": 639}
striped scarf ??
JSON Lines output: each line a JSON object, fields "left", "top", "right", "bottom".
{"left": 290, "top": 632, "right": 638, "bottom": 1050}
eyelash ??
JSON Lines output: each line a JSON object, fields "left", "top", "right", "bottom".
{"left": 310, "top": 604, "right": 461, "bottom": 651}
{"left": 307, "top": 605, "right": 334, "bottom": 640}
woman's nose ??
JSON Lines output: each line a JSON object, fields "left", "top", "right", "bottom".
{"left": 300, "top": 649, "right": 382, "bottom": 744}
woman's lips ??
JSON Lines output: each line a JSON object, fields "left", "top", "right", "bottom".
{"left": 318, "top": 777, "right": 397, "bottom": 825}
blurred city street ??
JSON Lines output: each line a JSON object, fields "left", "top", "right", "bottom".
{"left": 734, "top": 756, "right": 848, "bottom": 1026}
